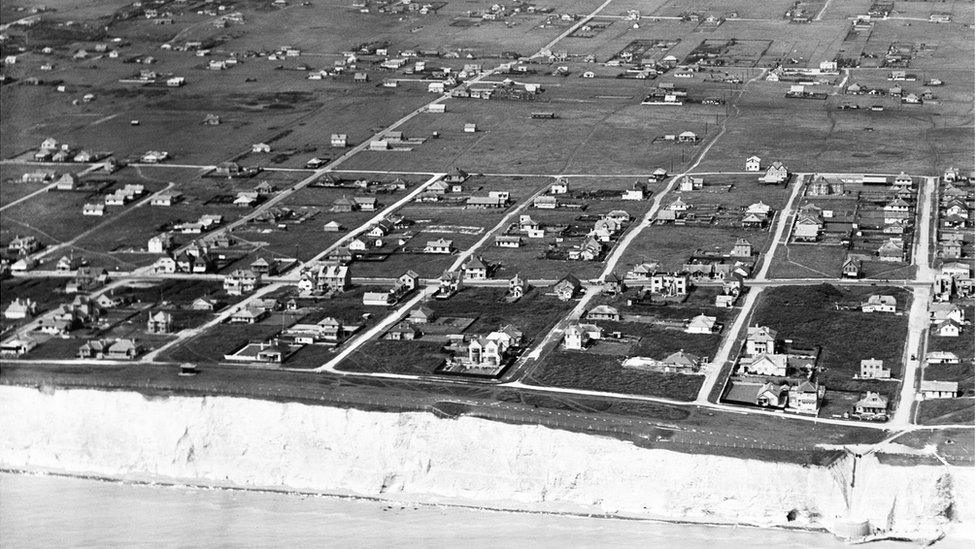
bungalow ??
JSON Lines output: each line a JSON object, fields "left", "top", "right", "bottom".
{"left": 685, "top": 314, "right": 718, "bottom": 334}
{"left": 331, "top": 134, "right": 348, "bottom": 148}
{"left": 854, "top": 392, "right": 889, "bottom": 419}
{"left": 495, "top": 235, "right": 522, "bottom": 248}
{"left": 677, "top": 131, "right": 698, "bottom": 143}
{"left": 332, "top": 197, "right": 358, "bottom": 212}
{"left": 4, "top": 298, "right": 37, "bottom": 319}
{"left": 229, "top": 308, "right": 267, "bottom": 324}
{"left": 466, "top": 196, "right": 507, "bottom": 208}
{"left": 740, "top": 352, "right": 788, "bottom": 376}
{"left": 859, "top": 358, "right": 890, "bottom": 379}
{"left": 0, "top": 337, "right": 37, "bottom": 357}
{"left": 929, "top": 302, "right": 965, "bottom": 323}
{"left": 151, "top": 191, "right": 181, "bottom": 206}
{"left": 861, "top": 294, "right": 897, "bottom": 313}
{"left": 550, "top": 178, "right": 569, "bottom": 194}
{"left": 355, "top": 197, "right": 378, "bottom": 212}
{"left": 348, "top": 238, "right": 368, "bottom": 252}
{"left": 586, "top": 305, "right": 620, "bottom": 322}
{"left": 191, "top": 297, "right": 220, "bottom": 311}
{"left": 385, "top": 321, "right": 420, "bottom": 341}
{"left": 877, "top": 239, "right": 904, "bottom": 262}
{"left": 424, "top": 238, "right": 454, "bottom": 254}
{"left": 926, "top": 351, "right": 960, "bottom": 365}
{"left": 363, "top": 291, "right": 395, "bottom": 306}
{"left": 920, "top": 380, "right": 958, "bottom": 400}
{"left": 533, "top": 195, "right": 558, "bottom": 209}
{"left": 107, "top": 339, "right": 139, "bottom": 360}
{"left": 82, "top": 203, "right": 105, "bottom": 216}
{"left": 408, "top": 306, "right": 436, "bottom": 325}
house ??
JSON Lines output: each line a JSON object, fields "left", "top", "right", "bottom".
{"left": 586, "top": 305, "right": 620, "bottom": 322}
{"left": 861, "top": 294, "right": 896, "bottom": 313}
{"left": 78, "top": 339, "right": 113, "bottom": 359}
{"left": 223, "top": 269, "right": 261, "bottom": 295}
{"left": 323, "top": 221, "right": 343, "bottom": 232}
{"left": 332, "top": 197, "right": 358, "bottom": 212}
{"left": 534, "top": 195, "right": 558, "bottom": 209}
{"left": 495, "top": 235, "right": 522, "bottom": 248}
{"left": 0, "top": 337, "right": 37, "bottom": 357}
{"left": 786, "top": 381, "right": 823, "bottom": 414}
{"left": 147, "top": 311, "right": 173, "bottom": 334}
{"left": 348, "top": 238, "right": 368, "bottom": 252}
{"left": 408, "top": 305, "right": 437, "bottom": 325}
{"left": 154, "top": 257, "right": 177, "bottom": 274}
{"left": 107, "top": 339, "right": 139, "bottom": 360}
{"left": 191, "top": 297, "right": 220, "bottom": 311}
{"left": 677, "top": 131, "right": 698, "bottom": 143}
{"left": 363, "top": 291, "right": 395, "bottom": 306}
{"left": 424, "top": 239, "right": 454, "bottom": 254}
{"left": 55, "top": 173, "right": 78, "bottom": 190}
{"left": 877, "top": 238, "right": 904, "bottom": 262}
{"left": 463, "top": 123, "right": 477, "bottom": 133}
{"left": 229, "top": 308, "right": 267, "bottom": 324}
{"left": 761, "top": 162, "right": 789, "bottom": 184}
{"left": 920, "top": 381, "right": 958, "bottom": 400}
{"left": 323, "top": 264, "right": 351, "bottom": 292}
{"left": 443, "top": 167, "right": 469, "bottom": 184}
{"left": 4, "top": 298, "right": 37, "bottom": 319}
{"left": 151, "top": 191, "right": 181, "bottom": 206}
{"left": 930, "top": 303, "right": 965, "bottom": 323}
{"left": 385, "top": 321, "right": 420, "bottom": 341}
{"left": 745, "top": 155, "right": 761, "bottom": 172}
{"left": 396, "top": 270, "right": 420, "bottom": 293}
{"left": 563, "top": 323, "right": 602, "bottom": 350}
{"left": 935, "top": 319, "right": 962, "bottom": 337}
{"left": 730, "top": 238, "right": 753, "bottom": 258}
{"left": 740, "top": 353, "right": 788, "bottom": 376}
{"left": 853, "top": 392, "right": 888, "bottom": 418}
{"left": 679, "top": 176, "right": 703, "bottom": 192}
{"left": 842, "top": 255, "right": 863, "bottom": 278}
{"left": 462, "top": 256, "right": 489, "bottom": 280}
{"left": 147, "top": 234, "right": 173, "bottom": 254}
{"left": 622, "top": 181, "right": 646, "bottom": 201}
{"left": 550, "top": 178, "right": 569, "bottom": 194}
{"left": 926, "top": 351, "right": 960, "bottom": 365}
{"left": 746, "top": 325, "right": 777, "bottom": 356}
{"left": 685, "top": 314, "right": 718, "bottom": 334}
{"left": 859, "top": 358, "right": 890, "bottom": 379}
{"left": 508, "top": 273, "right": 528, "bottom": 301}
{"left": 8, "top": 235, "right": 41, "bottom": 255}
{"left": 552, "top": 274, "right": 582, "bottom": 301}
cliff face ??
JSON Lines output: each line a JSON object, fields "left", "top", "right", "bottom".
{"left": 0, "top": 386, "right": 970, "bottom": 536}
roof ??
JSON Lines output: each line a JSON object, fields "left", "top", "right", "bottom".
{"left": 662, "top": 350, "right": 700, "bottom": 366}
{"left": 920, "top": 380, "right": 958, "bottom": 392}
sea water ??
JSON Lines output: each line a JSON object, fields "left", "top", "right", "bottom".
{"left": 4, "top": 472, "right": 962, "bottom": 548}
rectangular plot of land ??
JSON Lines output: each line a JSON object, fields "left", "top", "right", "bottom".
{"left": 683, "top": 38, "right": 773, "bottom": 67}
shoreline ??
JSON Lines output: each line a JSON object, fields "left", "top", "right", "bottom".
{"left": 1, "top": 384, "right": 971, "bottom": 545}
{"left": 0, "top": 466, "right": 833, "bottom": 537}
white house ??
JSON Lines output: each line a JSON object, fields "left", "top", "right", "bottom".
{"left": 745, "top": 156, "right": 761, "bottom": 172}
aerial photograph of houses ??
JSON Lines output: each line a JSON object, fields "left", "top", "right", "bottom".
{"left": 0, "top": 0, "right": 973, "bottom": 545}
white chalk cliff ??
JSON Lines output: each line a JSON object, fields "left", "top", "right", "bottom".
{"left": 0, "top": 385, "right": 971, "bottom": 539}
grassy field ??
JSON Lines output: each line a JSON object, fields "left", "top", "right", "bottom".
{"left": 527, "top": 351, "right": 704, "bottom": 401}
